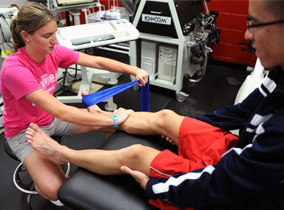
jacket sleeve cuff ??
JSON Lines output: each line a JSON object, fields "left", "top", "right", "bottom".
{"left": 146, "top": 178, "right": 160, "bottom": 200}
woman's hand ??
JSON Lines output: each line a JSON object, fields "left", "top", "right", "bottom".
{"left": 81, "top": 88, "right": 133, "bottom": 127}
{"left": 121, "top": 166, "right": 150, "bottom": 190}
{"left": 113, "top": 108, "right": 134, "bottom": 126}
{"left": 134, "top": 67, "right": 148, "bottom": 86}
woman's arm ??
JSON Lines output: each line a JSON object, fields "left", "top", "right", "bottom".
{"left": 76, "top": 52, "right": 148, "bottom": 86}
{"left": 25, "top": 88, "right": 133, "bottom": 127}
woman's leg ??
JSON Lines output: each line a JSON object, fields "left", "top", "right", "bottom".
{"left": 23, "top": 151, "right": 66, "bottom": 201}
{"left": 26, "top": 123, "right": 160, "bottom": 175}
{"left": 8, "top": 126, "right": 67, "bottom": 202}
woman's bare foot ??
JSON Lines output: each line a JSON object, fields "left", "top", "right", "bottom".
{"left": 26, "top": 123, "right": 66, "bottom": 165}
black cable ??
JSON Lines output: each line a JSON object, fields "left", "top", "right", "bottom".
{"left": 65, "top": 11, "right": 71, "bottom": 26}
{"left": 103, "top": 0, "right": 114, "bottom": 21}
{"left": 0, "top": 22, "right": 15, "bottom": 50}
{"left": 60, "top": 64, "right": 80, "bottom": 95}
{"left": 61, "top": 68, "right": 68, "bottom": 96}
{"left": 66, "top": 64, "right": 78, "bottom": 78}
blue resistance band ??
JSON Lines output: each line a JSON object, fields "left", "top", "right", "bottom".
{"left": 82, "top": 79, "right": 150, "bottom": 112}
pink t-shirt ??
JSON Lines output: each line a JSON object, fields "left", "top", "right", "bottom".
{"left": 0, "top": 45, "right": 79, "bottom": 138}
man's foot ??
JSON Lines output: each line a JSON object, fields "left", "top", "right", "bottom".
{"left": 81, "top": 88, "right": 105, "bottom": 114}
{"left": 87, "top": 105, "right": 104, "bottom": 115}
{"left": 26, "top": 123, "right": 66, "bottom": 165}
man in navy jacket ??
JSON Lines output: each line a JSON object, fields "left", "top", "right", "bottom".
{"left": 129, "top": 1, "right": 284, "bottom": 209}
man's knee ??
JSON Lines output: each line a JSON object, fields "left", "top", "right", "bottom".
{"left": 156, "top": 109, "right": 175, "bottom": 118}
{"left": 152, "top": 109, "right": 176, "bottom": 128}
{"left": 120, "top": 144, "right": 145, "bottom": 158}
{"left": 119, "top": 144, "right": 148, "bottom": 165}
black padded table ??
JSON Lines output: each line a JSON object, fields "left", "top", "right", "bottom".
{"left": 58, "top": 130, "right": 178, "bottom": 210}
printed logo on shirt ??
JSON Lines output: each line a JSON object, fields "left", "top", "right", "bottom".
{"left": 40, "top": 73, "right": 58, "bottom": 92}
{"left": 46, "top": 85, "right": 55, "bottom": 93}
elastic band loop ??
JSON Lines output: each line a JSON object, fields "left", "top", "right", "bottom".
{"left": 82, "top": 78, "right": 150, "bottom": 112}
{"left": 141, "top": 78, "right": 150, "bottom": 112}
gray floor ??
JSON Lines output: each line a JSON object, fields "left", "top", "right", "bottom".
{"left": 0, "top": 59, "right": 248, "bottom": 210}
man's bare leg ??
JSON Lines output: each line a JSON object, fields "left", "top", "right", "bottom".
{"left": 26, "top": 123, "right": 160, "bottom": 175}
{"left": 85, "top": 105, "right": 184, "bottom": 145}
{"left": 118, "top": 109, "right": 184, "bottom": 146}
{"left": 84, "top": 89, "right": 184, "bottom": 145}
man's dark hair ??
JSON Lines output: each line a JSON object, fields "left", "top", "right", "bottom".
{"left": 265, "top": 0, "right": 284, "bottom": 20}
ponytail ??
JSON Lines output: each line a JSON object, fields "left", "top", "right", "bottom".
{"left": 10, "top": 18, "right": 24, "bottom": 51}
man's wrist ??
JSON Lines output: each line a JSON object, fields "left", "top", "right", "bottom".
{"left": 111, "top": 115, "right": 118, "bottom": 127}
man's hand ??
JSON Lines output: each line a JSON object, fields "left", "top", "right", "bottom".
{"left": 121, "top": 166, "right": 150, "bottom": 190}
{"left": 161, "top": 135, "right": 176, "bottom": 145}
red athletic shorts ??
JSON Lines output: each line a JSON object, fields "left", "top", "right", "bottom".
{"left": 149, "top": 117, "right": 238, "bottom": 210}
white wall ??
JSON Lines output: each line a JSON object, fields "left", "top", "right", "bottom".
{"left": 0, "top": 0, "right": 30, "bottom": 8}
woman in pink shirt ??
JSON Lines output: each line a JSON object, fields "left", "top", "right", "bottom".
{"left": 0, "top": 2, "right": 148, "bottom": 205}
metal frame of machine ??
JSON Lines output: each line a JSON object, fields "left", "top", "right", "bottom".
{"left": 55, "top": 19, "right": 140, "bottom": 110}
{"left": 47, "top": 0, "right": 99, "bottom": 12}
{"left": 47, "top": 0, "right": 136, "bottom": 110}
{"left": 0, "top": 5, "right": 19, "bottom": 127}
{"left": 129, "top": 0, "right": 219, "bottom": 102}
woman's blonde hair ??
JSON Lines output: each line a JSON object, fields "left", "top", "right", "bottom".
{"left": 10, "top": 2, "right": 58, "bottom": 51}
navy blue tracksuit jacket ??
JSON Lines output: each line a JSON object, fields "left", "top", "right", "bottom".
{"left": 146, "top": 67, "right": 284, "bottom": 210}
